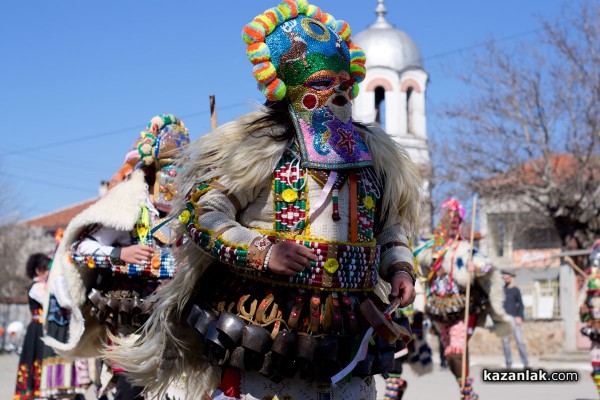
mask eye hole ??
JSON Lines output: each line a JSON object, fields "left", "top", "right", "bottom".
{"left": 306, "top": 78, "right": 336, "bottom": 91}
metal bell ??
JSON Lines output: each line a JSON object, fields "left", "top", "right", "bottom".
{"left": 296, "top": 334, "right": 319, "bottom": 363}
{"left": 229, "top": 347, "right": 246, "bottom": 371}
{"left": 94, "top": 295, "right": 109, "bottom": 324}
{"left": 241, "top": 324, "right": 272, "bottom": 355}
{"left": 272, "top": 330, "right": 297, "bottom": 357}
{"left": 132, "top": 296, "right": 142, "bottom": 315}
{"left": 188, "top": 306, "right": 216, "bottom": 338}
{"left": 204, "top": 322, "right": 228, "bottom": 365}
{"left": 118, "top": 298, "right": 133, "bottom": 326}
{"left": 216, "top": 312, "right": 244, "bottom": 348}
{"left": 87, "top": 288, "right": 103, "bottom": 308}
{"left": 258, "top": 351, "right": 275, "bottom": 378}
{"left": 187, "top": 304, "right": 203, "bottom": 328}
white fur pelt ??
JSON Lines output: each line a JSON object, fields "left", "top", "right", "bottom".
{"left": 107, "top": 108, "right": 422, "bottom": 398}
{"left": 42, "top": 170, "right": 149, "bottom": 357}
{"left": 416, "top": 240, "right": 512, "bottom": 337}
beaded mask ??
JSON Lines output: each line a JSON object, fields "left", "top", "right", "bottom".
{"left": 432, "top": 198, "right": 466, "bottom": 259}
{"left": 243, "top": 0, "right": 372, "bottom": 169}
{"left": 109, "top": 114, "right": 190, "bottom": 213}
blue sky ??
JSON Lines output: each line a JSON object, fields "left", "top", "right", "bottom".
{"left": 1, "top": 0, "right": 567, "bottom": 220}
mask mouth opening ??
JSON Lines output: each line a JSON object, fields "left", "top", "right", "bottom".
{"left": 332, "top": 95, "right": 348, "bottom": 106}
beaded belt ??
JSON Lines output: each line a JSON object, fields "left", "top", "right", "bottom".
{"left": 70, "top": 250, "right": 176, "bottom": 279}
{"left": 238, "top": 237, "right": 380, "bottom": 291}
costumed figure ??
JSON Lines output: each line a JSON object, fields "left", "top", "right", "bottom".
{"left": 415, "top": 198, "right": 510, "bottom": 400}
{"left": 43, "top": 114, "right": 189, "bottom": 399}
{"left": 579, "top": 239, "right": 600, "bottom": 397}
{"left": 40, "top": 228, "right": 94, "bottom": 400}
{"left": 14, "top": 253, "right": 50, "bottom": 400}
{"left": 109, "top": 1, "right": 422, "bottom": 399}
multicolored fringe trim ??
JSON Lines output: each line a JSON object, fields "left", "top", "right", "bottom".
{"left": 243, "top": 0, "right": 366, "bottom": 101}
{"left": 70, "top": 251, "right": 176, "bottom": 279}
{"left": 592, "top": 362, "right": 600, "bottom": 394}
{"left": 384, "top": 373, "right": 407, "bottom": 399}
{"left": 458, "top": 376, "right": 477, "bottom": 400}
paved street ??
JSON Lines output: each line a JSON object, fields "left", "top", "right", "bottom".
{"left": 390, "top": 355, "right": 598, "bottom": 400}
{"left": 1, "top": 352, "right": 597, "bottom": 399}
{"left": 2, "top": 353, "right": 18, "bottom": 400}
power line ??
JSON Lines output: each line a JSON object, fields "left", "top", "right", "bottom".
{"left": 422, "top": 25, "right": 550, "bottom": 62}
{"left": 3, "top": 172, "right": 97, "bottom": 194}
{"left": 0, "top": 102, "right": 249, "bottom": 157}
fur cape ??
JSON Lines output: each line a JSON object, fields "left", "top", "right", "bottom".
{"left": 416, "top": 240, "right": 512, "bottom": 337}
{"left": 107, "top": 109, "right": 423, "bottom": 398}
{"left": 43, "top": 170, "right": 149, "bottom": 357}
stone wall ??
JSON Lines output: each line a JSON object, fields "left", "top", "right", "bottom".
{"left": 468, "top": 319, "right": 564, "bottom": 356}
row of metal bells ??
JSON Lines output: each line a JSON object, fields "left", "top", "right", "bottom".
{"left": 87, "top": 288, "right": 145, "bottom": 327}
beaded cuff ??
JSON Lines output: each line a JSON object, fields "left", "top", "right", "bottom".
{"left": 247, "top": 236, "right": 274, "bottom": 271}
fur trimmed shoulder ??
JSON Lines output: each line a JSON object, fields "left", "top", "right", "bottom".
{"left": 42, "top": 169, "right": 149, "bottom": 358}
{"left": 360, "top": 123, "right": 422, "bottom": 239}
{"left": 173, "top": 110, "right": 290, "bottom": 210}
{"left": 66, "top": 169, "right": 148, "bottom": 238}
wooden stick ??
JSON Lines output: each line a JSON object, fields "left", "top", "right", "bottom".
{"left": 209, "top": 95, "right": 217, "bottom": 129}
{"left": 564, "top": 255, "right": 588, "bottom": 278}
{"left": 461, "top": 195, "right": 477, "bottom": 390}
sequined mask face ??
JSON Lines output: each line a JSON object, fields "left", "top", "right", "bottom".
{"left": 244, "top": 1, "right": 369, "bottom": 169}
{"left": 287, "top": 69, "right": 354, "bottom": 123}
{"left": 266, "top": 16, "right": 372, "bottom": 170}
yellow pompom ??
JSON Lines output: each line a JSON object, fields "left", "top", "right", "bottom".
{"left": 324, "top": 258, "right": 339, "bottom": 274}
{"left": 282, "top": 188, "right": 298, "bottom": 203}
{"left": 363, "top": 196, "right": 374, "bottom": 210}
{"left": 86, "top": 258, "right": 96, "bottom": 269}
{"left": 179, "top": 210, "right": 191, "bottom": 224}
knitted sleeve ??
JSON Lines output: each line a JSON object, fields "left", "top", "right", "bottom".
{"left": 178, "top": 176, "right": 274, "bottom": 271}
{"left": 376, "top": 215, "right": 415, "bottom": 283}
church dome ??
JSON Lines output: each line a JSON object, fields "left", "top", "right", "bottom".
{"left": 353, "top": 0, "right": 423, "bottom": 72}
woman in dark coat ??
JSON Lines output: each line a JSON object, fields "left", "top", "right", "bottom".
{"left": 14, "top": 253, "right": 50, "bottom": 400}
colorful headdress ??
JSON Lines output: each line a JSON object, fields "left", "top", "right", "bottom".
{"left": 243, "top": 0, "right": 366, "bottom": 102}
{"left": 109, "top": 114, "right": 190, "bottom": 189}
{"left": 432, "top": 198, "right": 467, "bottom": 257}
{"left": 440, "top": 197, "right": 466, "bottom": 219}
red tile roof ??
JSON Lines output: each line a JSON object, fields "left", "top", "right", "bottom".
{"left": 485, "top": 153, "right": 600, "bottom": 187}
{"left": 21, "top": 198, "right": 99, "bottom": 230}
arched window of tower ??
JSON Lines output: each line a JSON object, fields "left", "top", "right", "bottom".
{"left": 406, "top": 86, "right": 414, "bottom": 135}
{"left": 374, "top": 86, "right": 386, "bottom": 130}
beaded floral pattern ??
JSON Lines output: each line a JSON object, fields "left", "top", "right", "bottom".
{"left": 274, "top": 152, "right": 308, "bottom": 233}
